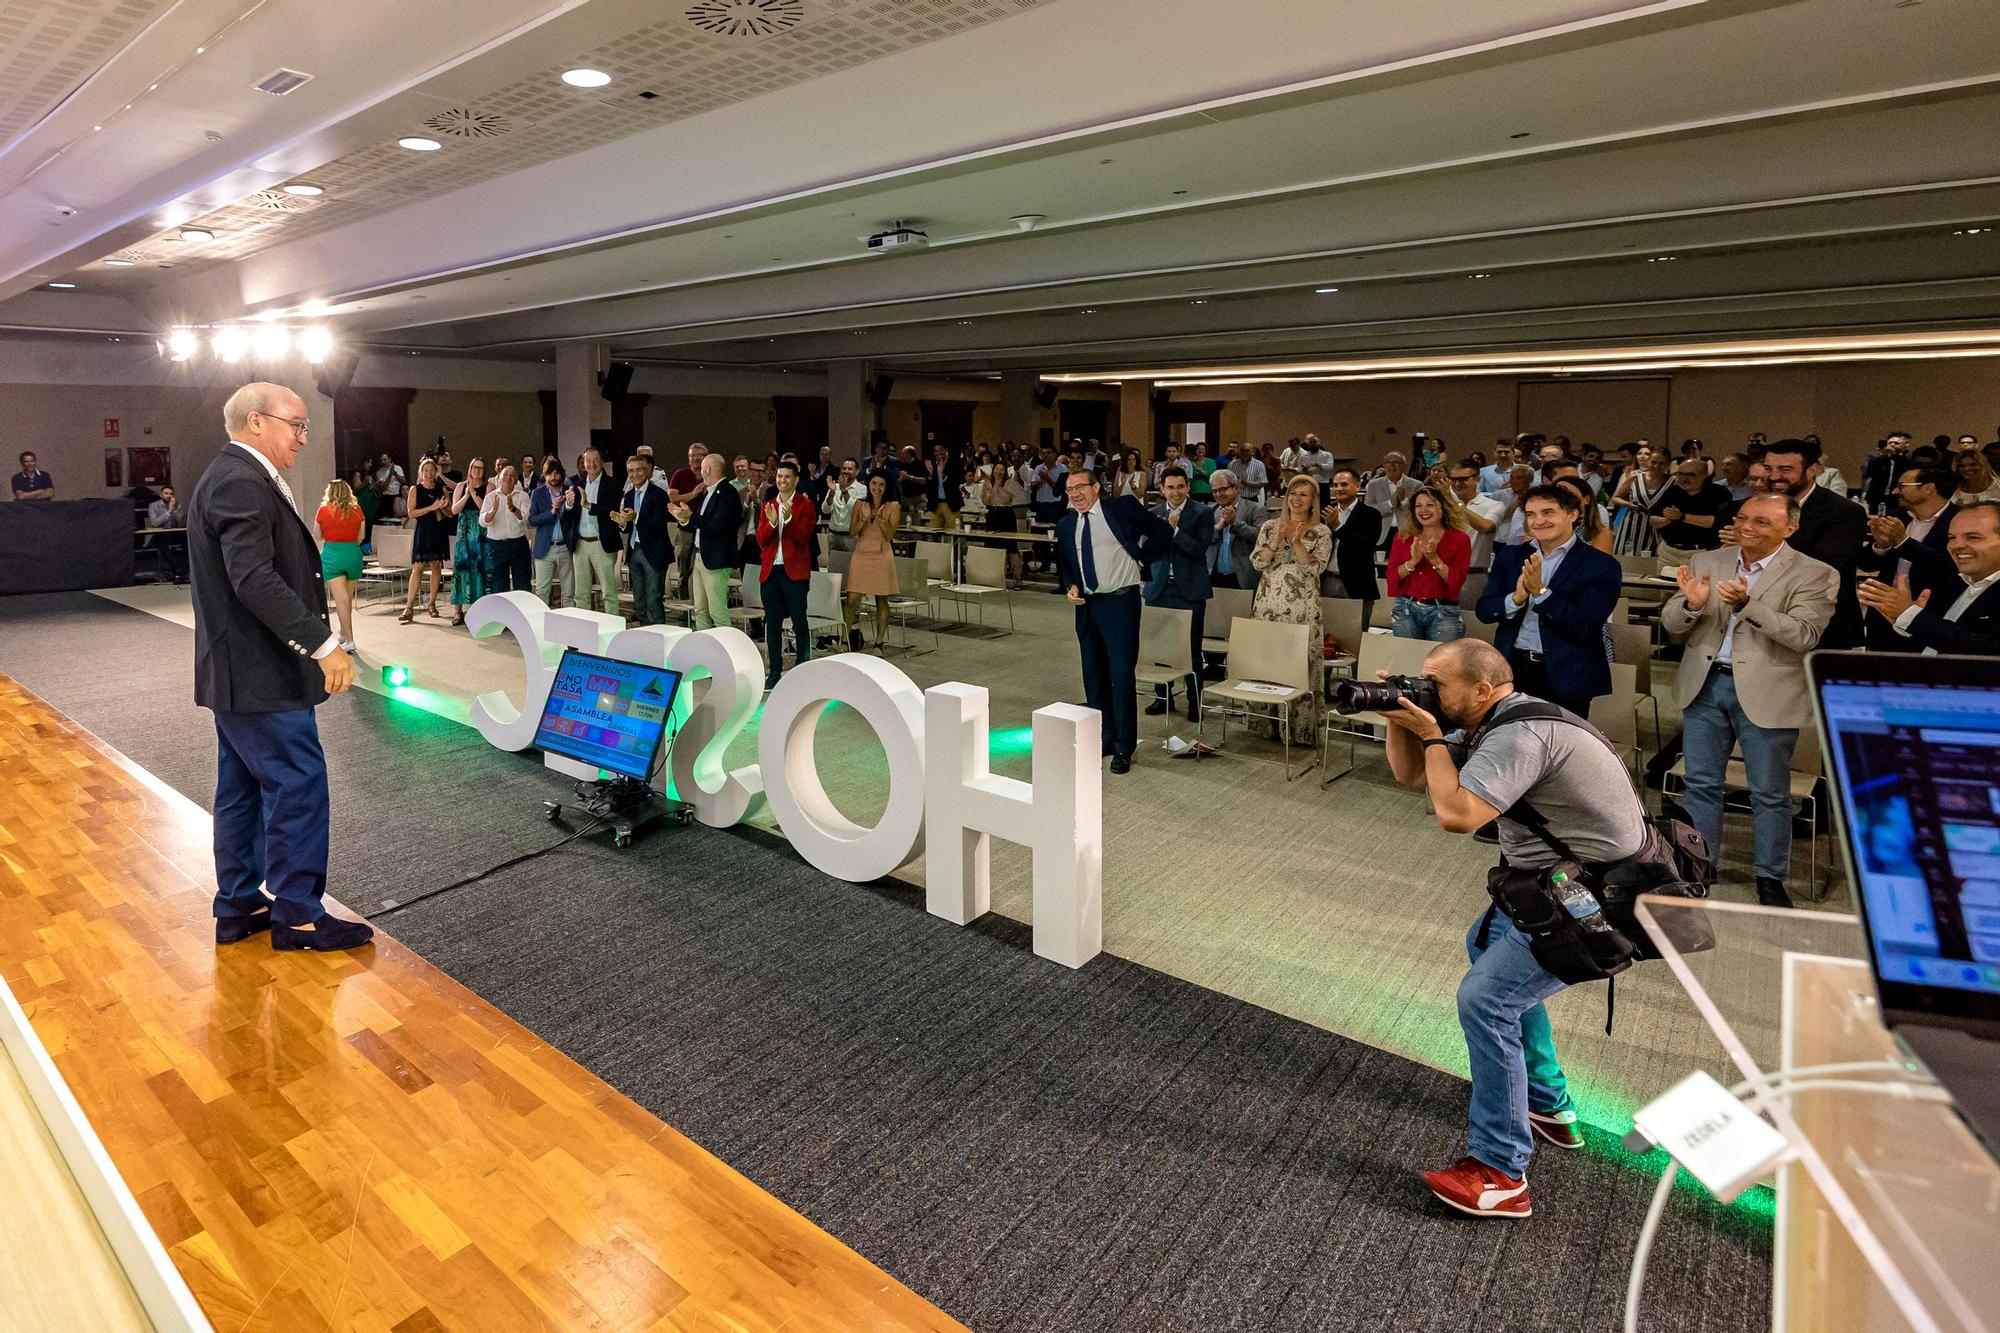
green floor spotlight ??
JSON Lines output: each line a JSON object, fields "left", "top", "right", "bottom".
{"left": 382, "top": 664, "right": 412, "bottom": 688}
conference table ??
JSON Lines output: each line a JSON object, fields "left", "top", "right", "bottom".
{"left": 896, "top": 521, "right": 1056, "bottom": 583}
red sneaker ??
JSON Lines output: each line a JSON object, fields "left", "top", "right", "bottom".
{"left": 1529, "top": 1108, "right": 1584, "bottom": 1150}
{"left": 1423, "top": 1156, "right": 1533, "bottom": 1219}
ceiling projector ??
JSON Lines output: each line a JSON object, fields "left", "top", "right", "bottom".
{"left": 866, "top": 223, "right": 928, "bottom": 254}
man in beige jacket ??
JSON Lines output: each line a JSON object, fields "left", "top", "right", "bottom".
{"left": 1660, "top": 493, "right": 1838, "bottom": 908}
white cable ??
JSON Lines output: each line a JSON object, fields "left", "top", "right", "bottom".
{"left": 1623, "top": 1065, "right": 1947, "bottom": 1333}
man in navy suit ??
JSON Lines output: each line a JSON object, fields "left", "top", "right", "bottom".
{"left": 1858, "top": 501, "right": 2000, "bottom": 655}
{"left": 1861, "top": 465, "right": 1958, "bottom": 650}
{"left": 1056, "top": 468, "right": 1172, "bottom": 773}
{"left": 1144, "top": 469, "right": 1214, "bottom": 722}
{"left": 615, "top": 453, "right": 673, "bottom": 625}
{"left": 671, "top": 452, "right": 743, "bottom": 630}
{"left": 1476, "top": 484, "right": 1621, "bottom": 718}
{"left": 187, "top": 383, "right": 372, "bottom": 952}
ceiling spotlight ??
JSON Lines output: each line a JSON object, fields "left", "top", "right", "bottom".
{"left": 167, "top": 329, "right": 197, "bottom": 360}
{"left": 1955, "top": 227, "right": 1992, "bottom": 236}
{"left": 1647, "top": 254, "right": 1678, "bottom": 263}
{"left": 1189, "top": 299, "right": 1207, "bottom": 305}
{"left": 103, "top": 258, "right": 135, "bottom": 267}
{"left": 1314, "top": 286, "right": 1341, "bottom": 294}
{"left": 561, "top": 68, "right": 611, "bottom": 88}
{"left": 397, "top": 136, "right": 441, "bottom": 151}
{"left": 251, "top": 324, "right": 290, "bottom": 359}
{"left": 300, "top": 326, "right": 334, "bottom": 362}
{"left": 282, "top": 182, "right": 325, "bottom": 196}
{"left": 1472, "top": 272, "right": 1492, "bottom": 279}
{"left": 301, "top": 299, "right": 329, "bottom": 316}
{"left": 1008, "top": 213, "right": 1045, "bottom": 231}
{"left": 47, "top": 282, "right": 77, "bottom": 289}
{"left": 179, "top": 227, "right": 214, "bottom": 242}
{"left": 213, "top": 326, "right": 247, "bottom": 361}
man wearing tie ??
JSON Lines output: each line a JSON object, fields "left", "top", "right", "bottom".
{"left": 1144, "top": 469, "right": 1214, "bottom": 722}
{"left": 569, "top": 447, "right": 623, "bottom": 614}
{"left": 187, "top": 383, "right": 371, "bottom": 952}
{"left": 615, "top": 453, "right": 671, "bottom": 625}
{"left": 1055, "top": 468, "right": 1172, "bottom": 774}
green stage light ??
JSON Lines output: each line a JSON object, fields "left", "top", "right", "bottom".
{"left": 382, "top": 664, "right": 412, "bottom": 688}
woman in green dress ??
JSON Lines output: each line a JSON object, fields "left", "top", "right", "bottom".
{"left": 448, "top": 456, "right": 490, "bottom": 627}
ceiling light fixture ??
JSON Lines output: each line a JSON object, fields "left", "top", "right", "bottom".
{"left": 213, "top": 326, "right": 246, "bottom": 362}
{"left": 561, "top": 68, "right": 611, "bottom": 88}
{"left": 47, "top": 282, "right": 77, "bottom": 289}
{"left": 1471, "top": 272, "right": 1492, "bottom": 279}
{"left": 103, "top": 259, "right": 135, "bottom": 267}
{"left": 179, "top": 227, "right": 214, "bottom": 242}
{"left": 1955, "top": 226, "right": 1992, "bottom": 236}
{"left": 1647, "top": 254, "right": 1677, "bottom": 262}
{"left": 167, "top": 329, "right": 196, "bottom": 360}
{"left": 251, "top": 324, "right": 290, "bottom": 359}
{"left": 397, "top": 136, "right": 442, "bottom": 151}
{"left": 282, "top": 182, "right": 325, "bottom": 196}
{"left": 300, "top": 327, "right": 332, "bottom": 363}
{"left": 1314, "top": 286, "right": 1340, "bottom": 294}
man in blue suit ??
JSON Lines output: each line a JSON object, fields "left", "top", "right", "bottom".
{"left": 1055, "top": 468, "right": 1173, "bottom": 773}
{"left": 615, "top": 453, "right": 674, "bottom": 625}
{"left": 1144, "top": 469, "right": 1214, "bottom": 722}
{"left": 1476, "top": 484, "right": 1621, "bottom": 718}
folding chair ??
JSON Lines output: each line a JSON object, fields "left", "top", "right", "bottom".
{"left": 936, "top": 546, "right": 1015, "bottom": 635}
{"left": 1134, "top": 604, "right": 1194, "bottom": 736}
{"left": 1198, "top": 617, "right": 1314, "bottom": 780}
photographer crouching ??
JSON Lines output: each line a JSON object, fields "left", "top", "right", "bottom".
{"left": 1361, "top": 639, "right": 1665, "bottom": 1219}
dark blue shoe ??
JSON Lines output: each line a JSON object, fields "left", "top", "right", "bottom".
{"left": 215, "top": 909, "right": 272, "bottom": 945}
{"left": 272, "top": 915, "right": 376, "bottom": 952}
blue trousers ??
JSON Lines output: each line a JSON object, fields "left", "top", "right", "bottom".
{"left": 1681, "top": 667, "right": 1799, "bottom": 882}
{"left": 1076, "top": 588, "right": 1141, "bottom": 758}
{"left": 1459, "top": 909, "right": 1575, "bottom": 1178}
{"left": 1391, "top": 597, "right": 1465, "bottom": 642}
{"left": 211, "top": 708, "right": 330, "bottom": 927}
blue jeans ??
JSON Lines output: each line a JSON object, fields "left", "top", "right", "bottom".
{"left": 1681, "top": 667, "right": 1799, "bottom": 882}
{"left": 1459, "top": 909, "right": 1574, "bottom": 1178}
{"left": 212, "top": 707, "right": 330, "bottom": 927}
{"left": 1392, "top": 597, "right": 1464, "bottom": 642}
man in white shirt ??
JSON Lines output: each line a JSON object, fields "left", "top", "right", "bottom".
{"left": 822, "top": 457, "right": 868, "bottom": 551}
{"left": 1478, "top": 442, "right": 1517, "bottom": 497}
{"left": 1448, "top": 464, "right": 1507, "bottom": 608}
{"left": 1302, "top": 434, "right": 1336, "bottom": 488}
{"left": 1365, "top": 452, "right": 1422, "bottom": 517}
{"left": 569, "top": 448, "right": 621, "bottom": 613}
{"left": 1858, "top": 501, "right": 2000, "bottom": 656}
{"left": 1151, "top": 443, "right": 1193, "bottom": 490}
{"left": 1055, "top": 468, "right": 1171, "bottom": 774}
{"left": 479, "top": 465, "right": 532, "bottom": 592}
{"left": 1232, "top": 443, "right": 1270, "bottom": 505}
{"left": 374, "top": 453, "right": 404, "bottom": 514}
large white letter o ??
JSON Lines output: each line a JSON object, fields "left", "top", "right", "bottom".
{"left": 757, "top": 655, "right": 925, "bottom": 882}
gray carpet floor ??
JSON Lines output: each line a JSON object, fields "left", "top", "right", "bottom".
{"left": 0, "top": 593, "right": 1772, "bottom": 1332}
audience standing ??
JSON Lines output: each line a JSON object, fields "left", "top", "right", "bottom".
{"left": 1858, "top": 501, "right": 2000, "bottom": 654}
{"left": 479, "top": 465, "right": 532, "bottom": 595}
{"left": 1206, "top": 467, "right": 1263, "bottom": 592}
{"left": 1448, "top": 465, "right": 1506, "bottom": 607}
{"left": 399, "top": 458, "right": 450, "bottom": 623}
{"left": 671, "top": 453, "right": 741, "bottom": 632}
{"left": 1320, "top": 467, "right": 1382, "bottom": 613}
{"left": 528, "top": 458, "right": 578, "bottom": 607}
{"left": 570, "top": 448, "right": 622, "bottom": 616}
{"left": 755, "top": 460, "right": 817, "bottom": 689}
{"left": 1249, "top": 474, "right": 1333, "bottom": 745}
{"left": 1143, "top": 469, "right": 1213, "bottom": 721}
{"left": 1477, "top": 485, "right": 1621, "bottom": 718}
{"left": 1763, "top": 437, "right": 1867, "bottom": 648}
{"left": 665, "top": 444, "right": 709, "bottom": 595}
{"left": 844, "top": 471, "right": 901, "bottom": 651}
{"left": 1662, "top": 493, "right": 1838, "bottom": 908}
{"left": 446, "top": 457, "right": 489, "bottom": 627}
{"left": 1056, "top": 468, "right": 1170, "bottom": 774}
{"left": 1365, "top": 451, "right": 1421, "bottom": 516}
{"left": 616, "top": 453, "right": 671, "bottom": 626}
{"left": 1648, "top": 457, "right": 1732, "bottom": 562}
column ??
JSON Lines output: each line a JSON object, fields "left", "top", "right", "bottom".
{"left": 1000, "top": 370, "right": 1041, "bottom": 449}
{"left": 556, "top": 342, "right": 611, "bottom": 463}
{"left": 826, "top": 359, "right": 871, "bottom": 461}
{"left": 1120, "top": 381, "right": 1154, "bottom": 458}
{"left": 294, "top": 377, "right": 336, "bottom": 523}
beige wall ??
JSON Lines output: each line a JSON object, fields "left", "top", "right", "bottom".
{"left": 0, "top": 382, "right": 235, "bottom": 500}
{"left": 409, "top": 390, "right": 545, "bottom": 461}
{"left": 643, "top": 394, "right": 777, "bottom": 468}
{"left": 1238, "top": 359, "right": 2000, "bottom": 474}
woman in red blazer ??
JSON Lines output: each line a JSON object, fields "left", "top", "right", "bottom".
{"left": 754, "top": 459, "right": 819, "bottom": 689}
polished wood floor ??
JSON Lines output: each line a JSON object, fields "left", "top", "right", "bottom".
{"left": 0, "top": 673, "right": 967, "bottom": 1333}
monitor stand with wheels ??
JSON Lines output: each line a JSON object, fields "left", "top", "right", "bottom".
{"left": 545, "top": 776, "right": 693, "bottom": 848}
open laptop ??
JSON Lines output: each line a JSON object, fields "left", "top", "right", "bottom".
{"left": 1811, "top": 650, "right": 2000, "bottom": 1153}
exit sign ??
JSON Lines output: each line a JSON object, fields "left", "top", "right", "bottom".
{"left": 103, "top": 418, "right": 120, "bottom": 438}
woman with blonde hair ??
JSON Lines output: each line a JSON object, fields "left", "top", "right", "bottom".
{"left": 1249, "top": 473, "right": 1333, "bottom": 743}
{"left": 400, "top": 457, "right": 452, "bottom": 623}
{"left": 315, "top": 479, "right": 365, "bottom": 651}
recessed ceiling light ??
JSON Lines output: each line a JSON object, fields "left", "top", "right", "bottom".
{"left": 1647, "top": 254, "right": 1678, "bottom": 262}
{"left": 282, "top": 182, "right": 324, "bottom": 196}
{"left": 179, "top": 227, "right": 214, "bottom": 242}
{"left": 1081, "top": 308, "right": 1097, "bottom": 314}
{"left": 47, "top": 282, "right": 77, "bottom": 289}
{"left": 398, "top": 136, "right": 441, "bottom": 151}
{"left": 1955, "top": 227, "right": 1992, "bottom": 236}
{"left": 103, "top": 259, "right": 135, "bottom": 267}
{"left": 561, "top": 68, "right": 611, "bottom": 88}
{"left": 1189, "top": 299, "right": 1206, "bottom": 305}
{"left": 1472, "top": 272, "right": 1492, "bottom": 279}
{"left": 1314, "top": 286, "right": 1340, "bottom": 294}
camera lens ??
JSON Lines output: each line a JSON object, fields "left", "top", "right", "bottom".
{"left": 1335, "top": 680, "right": 1403, "bottom": 714}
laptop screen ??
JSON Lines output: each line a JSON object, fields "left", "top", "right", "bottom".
{"left": 1820, "top": 670, "right": 2000, "bottom": 1004}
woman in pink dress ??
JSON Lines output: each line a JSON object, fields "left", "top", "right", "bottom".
{"left": 844, "top": 471, "right": 902, "bottom": 651}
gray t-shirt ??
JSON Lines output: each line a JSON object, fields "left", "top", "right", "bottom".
{"left": 1448, "top": 693, "right": 1648, "bottom": 868}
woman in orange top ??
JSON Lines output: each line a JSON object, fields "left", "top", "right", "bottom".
{"left": 315, "top": 480, "right": 365, "bottom": 652}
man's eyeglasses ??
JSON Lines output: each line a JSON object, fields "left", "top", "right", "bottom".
{"left": 255, "top": 411, "right": 309, "bottom": 436}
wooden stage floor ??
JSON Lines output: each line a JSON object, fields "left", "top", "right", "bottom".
{"left": 0, "top": 672, "right": 966, "bottom": 1333}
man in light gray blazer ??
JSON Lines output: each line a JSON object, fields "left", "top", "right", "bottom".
{"left": 1660, "top": 493, "right": 1838, "bottom": 909}
{"left": 1204, "top": 467, "right": 1263, "bottom": 593}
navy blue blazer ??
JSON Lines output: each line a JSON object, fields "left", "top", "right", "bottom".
{"left": 678, "top": 481, "right": 743, "bottom": 571}
{"left": 527, "top": 481, "right": 579, "bottom": 559}
{"left": 1143, "top": 500, "right": 1214, "bottom": 608}
{"left": 1476, "top": 538, "right": 1621, "bottom": 701}
{"left": 1054, "top": 496, "right": 1172, "bottom": 595}
{"left": 620, "top": 484, "right": 674, "bottom": 570}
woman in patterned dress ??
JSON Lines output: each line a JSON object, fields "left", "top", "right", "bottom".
{"left": 448, "top": 456, "right": 489, "bottom": 627}
{"left": 1249, "top": 473, "right": 1333, "bottom": 744}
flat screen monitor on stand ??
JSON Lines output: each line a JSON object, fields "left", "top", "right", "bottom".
{"left": 534, "top": 648, "right": 692, "bottom": 847}
{"left": 1810, "top": 650, "right": 2000, "bottom": 1156}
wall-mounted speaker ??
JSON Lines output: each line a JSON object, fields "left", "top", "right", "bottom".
{"left": 599, "top": 361, "right": 636, "bottom": 401}
{"left": 1034, "top": 383, "right": 1060, "bottom": 409}
{"left": 868, "top": 373, "right": 896, "bottom": 407}
{"left": 312, "top": 349, "right": 360, "bottom": 400}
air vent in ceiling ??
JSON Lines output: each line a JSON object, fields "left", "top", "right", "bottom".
{"left": 421, "top": 107, "right": 513, "bottom": 139}
{"left": 684, "top": 0, "right": 806, "bottom": 38}
{"left": 244, "top": 190, "right": 309, "bottom": 211}
{"left": 254, "top": 68, "right": 314, "bottom": 96}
